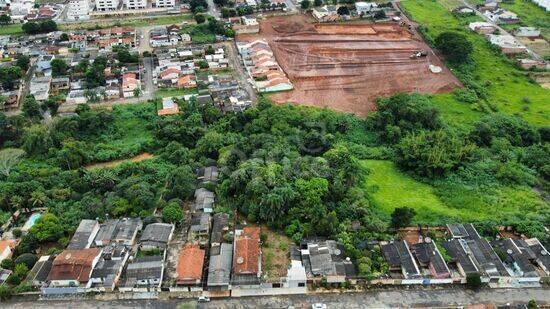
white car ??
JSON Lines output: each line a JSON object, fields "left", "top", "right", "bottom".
{"left": 198, "top": 296, "right": 211, "bottom": 302}
{"left": 312, "top": 304, "right": 327, "bottom": 309}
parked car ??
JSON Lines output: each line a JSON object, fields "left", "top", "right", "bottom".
{"left": 312, "top": 304, "right": 327, "bottom": 309}
{"left": 198, "top": 296, "right": 211, "bottom": 303}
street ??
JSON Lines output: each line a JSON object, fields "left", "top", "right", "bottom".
{"left": 207, "top": 0, "right": 221, "bottom": 20}
{"left": 4, "top": 288, "right": 550, "bottom": 308}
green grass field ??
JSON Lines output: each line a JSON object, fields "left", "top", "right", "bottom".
{"left": 60, "top": 14, "right": 193, "bottom": 31}
{"left": 155, "top": 87, "right": 198, "bottom": 98}
{"left": 362, "top": 160, "right": 480, "bottom": 223}
{"left": 401, "top": 0, "right": 550, "bottom": 126}
{"left": 362, "top": 160, "right": 547, "bottom": 224}
{"left": 0, "top": 23, "right": 24, "bottom": 35}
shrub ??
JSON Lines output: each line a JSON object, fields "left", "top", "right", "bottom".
{"left": 435, "top": 31, "right": 473, "bottom": 63}
{"left": 14, "top": 253, "right": 38, "bottom": 269}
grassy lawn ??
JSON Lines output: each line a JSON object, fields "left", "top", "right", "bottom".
{"left": 180, "top": 24, "right": 217, "bottom": 44}
{"left": 155, "top": 87, "right": 198, "bottom": 98}
{"left": 400, "top": 0, "right": 550, "bottom": 126}
{"left": 362, "top": 160, "right": 479, "bottom": 223}
{"left": 0, "top": 23, "right": 24, "bottom": 35}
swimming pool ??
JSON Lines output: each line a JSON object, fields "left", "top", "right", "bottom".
{"left": 22, "top": 213, "right": 42, "bottom": 231}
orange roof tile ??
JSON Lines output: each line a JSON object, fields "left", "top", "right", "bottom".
{"left": 176, "top": 244, "right": 205, "bottom": 284}
{"left": 233, "top": 227, "right": 261, "bottom": 275}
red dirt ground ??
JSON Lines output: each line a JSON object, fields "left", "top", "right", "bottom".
{"left": 237, "top": 15, "right": 461, "bottom": 116}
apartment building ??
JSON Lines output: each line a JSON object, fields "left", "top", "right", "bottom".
{"left": 154, "top": 0, "right": 175, "bottom": 8}
{"left": 95, "top": 0, "right": 119, "bottom": 11}
{"left": 66, "top": 0, "right": 91, "bottom": 20}
{"left": 124, "top": 0, "right": 146, "bottom": 10}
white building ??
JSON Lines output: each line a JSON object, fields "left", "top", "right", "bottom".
{"left": 530, "top": 0, "right": 549, "bottom": 11}
{"left": 124, "top": 0, "right": 146, "bottom": 10}
{"left": 95, "top": 0, "right": 119, "bottom": 11}
{"left": 355, "top": 1, "right": 378, "bottom": 15}
{"left": 66, "top": 0, "right": 91, "bottom": 21}
{"left": 154, "top": 0, "right": 174, "bottom": 8}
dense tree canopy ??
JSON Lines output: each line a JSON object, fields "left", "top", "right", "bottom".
{"left": 435, "top": 31, "right": 473, "bottom": 63}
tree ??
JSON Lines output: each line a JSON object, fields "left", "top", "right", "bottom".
{"left": 162, "top": 202, "right": 184, "bottom": 224}
{"left": 133, "top": 87, "right": 141, "bottom": 98}
{"left": 0, "top": 14, "right": 10, "bottom": 25}
{"left": 164, "top": 166, "right": 196, "bottom": 201}
{"left": 29, "top": 213, "right": 64, "bottom": 243}
{"left": 56, "top": 140, "right": 89, "bottom": 170}
{"left": 528, "top": 299, "right": 538, "bottom": 309}
{"left": 435, "top": 31, "right": 473, "bottom": 63}
{"left": 22, "top": 124, "right": 52, "bottom": 155}
{"left": 390, "top": 207, "right": 416, "bottom": 229}
{"left": 374, "top": 9, "right": 386, "bottom": 19}
{"left": 195, "top": 13, "right": 206, "bottom": 24}
{"left": 22, "top": 22, "right": 40, "bottom": 34}
{"left": 21, "top": 95, "right": 41, "bottom": 119}
{"left": 337, "top": 6, "right": 349, "bottom": 15}
{"left": 314, "top": 0, "right": 322, "bottom": 6}
{"left": 14, "top": 253, "right": 38, "bottom": 269}
{"left": 0, "top": 66, "right": 23, "bottom": 91}
{"left": 0, "top": 148, "right": 25, "bottom": 177}
{"left": 14, "top": 263, "right": 29, "bottom": 278}
{"left": 301, "top": 0, "right": 311, "bottom": 9}
{"left": 0, "top": 259, "right": 14, "bottom": 270}
{"left": 51, "top": 59, "right": 68, "bottom": 77}
{"left": 466, "top": 273, "right": 482, "bottom": 290}
{"left": 0, "top": 286, "right": 12, "bottom": 301}
{"left": 395, "top": 129, "right": 475, "bottom": 178}
{"left": 59, "top": 33, "right": 69, "bottom": 41}
{"left": 16, "top": 55, "right": 30, "bottom": 72}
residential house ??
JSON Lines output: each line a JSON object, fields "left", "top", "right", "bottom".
{"left": 491, "top": 238, "right": 540, "bottom": 283}
{"left": 232, "top": 226, "right": 261, "bottom": 287}
{"left": 487, "top": 34, "right": 527, "bottom": 54}
{"left": 283, "top": 246, "right": 307, "bottom": 290}
{"left": 51, "top": 77, "right": 70, "bottom": 93}
{"left": 25, "top": 255, "right": 54, "bottom": 287}
{"left": 122, "top": 73, "right": 140, "bottom": 98}
{"left": 443, "top": 224, "right": 509, "bottom": 282}
{"left": 525, "top": 238, "right": 550, "bottom": 276}
{"left": 210, "top": 213, "right": 230, "bottom": 251}
{"left": 158, "top": 97, "right": 180, "bottom": 116}
{"left": 381, "top": 240, "right": 421, "bottom": 279}
{"left": 197, "top": 166, "right": 218, "bottom": 184}
{"left": 477, "top": 0, "right": 498, "bottom": 12}
{"left": 312, "top": 6, "right": 339, "bottom": 22}
{"left": 93, "top": 218, "right": 142, "bottom": 247}
{"left": 301, "top": 239, "right": 356, "bottom": 283}
{"left": 88, "top": 244, "right": 130, "bottom": 292}
{"left": 139, "top": 223, "right": 174, "bottom": 251}
{"left": 469, "top": 22, "right": 497, "bottom": 34}
{"left": 29, "top": 76, "right": 51, "bottom": 102}
{"left": 484, "top": 9, "right": 520, "bottom": 24}
{"left": 193, "top": 188, "right": 215, "bottom": 213}
{"left": 411, "top": 240, "right": 451, "bottom": 279}
{"left": 46, "top": 248, "right": 102, "bottom": 289}
{"left": 119, "top": 256, "right": 164, "bottom": 292}
{"left": 514, "top": 27, "right": 541, "bottom": 38}
{"left": 355, "top": 2, "right": 378, "bottom": 15}
{"left": 188, "top": 213, "right": 211, "bottom": 245}
{"left": 175, "top": 244, "right": 205, "bottom": 290}
{"left": 0, "top": 240, "right": 15, "bottom": 264}
{"left": 207, "top": 243, "right": 233, "bottom": 291}
{"left": 516, "top": 59, "right": 549, "bottom": 70}
{"left": 177, "top": 74, "right": 197, "bottom": 89}
{"left": 68, "top": 219, "right": 100, "bottom": 250}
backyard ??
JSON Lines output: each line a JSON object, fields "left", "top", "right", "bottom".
{"left": 400, "top": 0, "right": 550, "bottom": 126}
{"left": 261, "top": 224, "right": 293, "bottom": 280}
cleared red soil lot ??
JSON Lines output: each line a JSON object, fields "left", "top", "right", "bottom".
{"left": 238, "top": 15, "right": 461, "bottom": 116}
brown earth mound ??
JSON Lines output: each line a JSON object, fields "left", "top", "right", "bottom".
{"left": 238, "top": 15, "right": 461, "bottom": 116}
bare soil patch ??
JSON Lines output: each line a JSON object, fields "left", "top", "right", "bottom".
{"left": 260, "top": 224, "right": 293, "bottom": 280}
{"left": 238, "top": 15, "right": 461, "bottom": 116}
{"left": 85, "top": 153, "right": 154, "bottom": 170}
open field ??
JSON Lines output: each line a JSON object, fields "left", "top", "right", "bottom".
{"left": 261, "top": 224, "right": 293, "bottom": 280}
{"left": 238, "top": 14, "right": 460, "bottom": 116}
{"left": 0, "top": 23, "right": 24, "bottom": 35}
{"left": 155, "top": 87, "right": 198, "bottom": 98}
{"left": 362, "top": 160, "right": 475, "bottom": 223}
{"left": 400, "top": 0, "right": 550, "bottom": 126}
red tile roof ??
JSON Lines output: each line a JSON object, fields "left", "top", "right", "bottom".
{"left": 47, "top": 248, "right": 101, "bottom": 283}
{"left": 176, "top": 244, "right": 205, "bottom": 284}
{"left": 233, "top": 227, "right": 261, "bottom": 275}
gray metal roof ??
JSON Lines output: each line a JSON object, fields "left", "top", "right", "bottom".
{"left": 190, "top": 213, "right": 211, "bottom": 232}
{"left": 381, "top": 240, "right": 420, "bottom": 278}
{"left": 125, "top": 256, "right": 164, "bottom": 280}
{"left": 211, "top": 213, "right": 229, "bottom": 244}
{"left": 207, "top": 243, "right": 233, "bottom": 287}
{"left": 140, "top": 223, "right": 174, "bottom": 249}
{"left": 68, "top": 219, "right": 98, "bottom": 250}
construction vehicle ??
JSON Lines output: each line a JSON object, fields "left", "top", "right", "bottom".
{"left": 410, "top": 50, "right": 428, "bottom": 59}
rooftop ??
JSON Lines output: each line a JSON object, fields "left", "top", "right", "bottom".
{"left": 233, "top": 227, "right": 261, "bottom": 275}
{"left": 176, "top": 244, "right": 205, "bottom": 285}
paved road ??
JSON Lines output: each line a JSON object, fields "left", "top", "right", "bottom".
{"left": 224, "top": 41, "right": 258, "bottom": 104}
{"left": 459, "top": 0, "right": 542, "bottom": 61}
{"left": 6, "top": 288, "right": 550, "bottom": 308}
